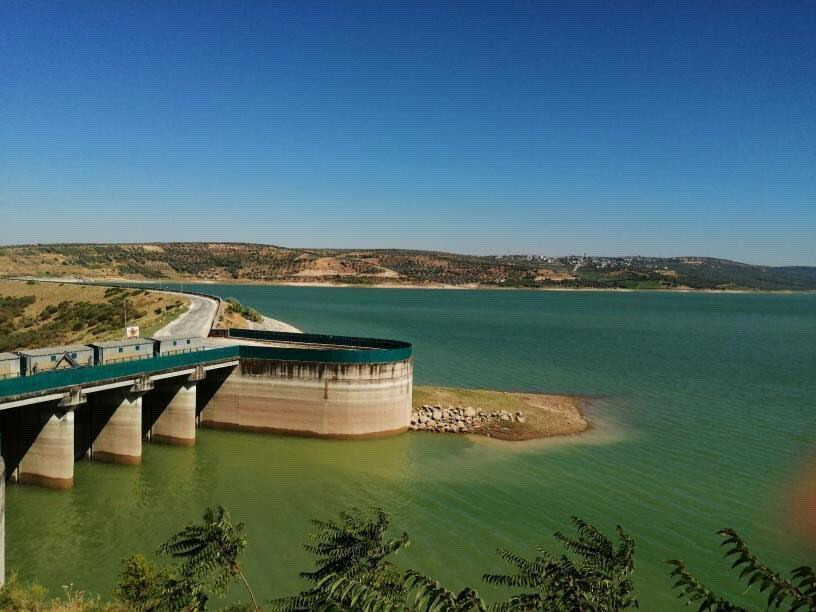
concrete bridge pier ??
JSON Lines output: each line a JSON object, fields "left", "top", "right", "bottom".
{"left": 17, "top": 409, "right": 75, "bottom": 489}
{"left": 150, "top": 381, "right": 197, "bottom": 446}
{"left": 91, "top": 379, "right": 152, "bottom": 464}
{"left": 1, "top": 456, "right": 4, "bottom": 585}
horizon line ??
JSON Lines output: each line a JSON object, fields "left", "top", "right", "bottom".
{"left": 1, "top": 241, "right": 814, "bottom": 269}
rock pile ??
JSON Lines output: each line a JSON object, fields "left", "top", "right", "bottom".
{"left": 410, "top": 404, "right": 526, "bottom": 434}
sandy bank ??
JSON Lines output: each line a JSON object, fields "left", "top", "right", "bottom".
{"left": 247, "top": 315, "right": 302, "bottom": 334}
{"left": 17, "top": 275, "right": 811, "bottom": 295}
{"left": 412, "top": 386, "right": 589, "bottom": 441}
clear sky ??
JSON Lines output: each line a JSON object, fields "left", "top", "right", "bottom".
{"left": 1, "top": 1, "right": 814, "bottom": 265}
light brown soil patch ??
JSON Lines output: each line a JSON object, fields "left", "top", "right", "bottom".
{"left": 295, "top": 257, "right": 358, "bottom": 277}
{"left": 217, "top": 308, "right": 253, "bottom": 329}
{"left": 535, "top": 267, "right": 575, "bottom": 281}
{"left": 413, "top": 386, "right": 589, "bottom": 441}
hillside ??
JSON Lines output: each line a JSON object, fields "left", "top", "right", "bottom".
{"left": 0, "top": 280, "right": 189, "bottom": 352}
{"left": 1, "top": 243, "right": 815, "bottom": 291}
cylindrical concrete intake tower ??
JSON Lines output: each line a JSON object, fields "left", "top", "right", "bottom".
{"left": 198, "top": 330, "right": 413, "bottom": 438}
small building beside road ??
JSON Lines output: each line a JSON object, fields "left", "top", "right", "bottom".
{"left": 18, "top": 345, "right": 94, "bottom": 375}
{"left": 89, "top": 338, "right": 156, "bottom": 365}
{"left": 152, "top": 337, "right": 204, "bottom": 356}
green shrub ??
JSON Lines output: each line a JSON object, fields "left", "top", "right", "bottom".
{"left": 114, "top": 554, "right": 174, "bottom": 611}
{"left": 226, "top": 298, "right": 263, "bottom": 323}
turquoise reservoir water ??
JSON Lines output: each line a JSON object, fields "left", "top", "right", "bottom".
{"left": 7, "top": 287, "right": 816, "bottom": 609}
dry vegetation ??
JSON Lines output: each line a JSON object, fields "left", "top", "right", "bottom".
{"left": 214, "top": 297, "right": 264, "bottom": 329}
{"left": 216, "top": 308, "right": 254, "bottom": 329}
{"left": 1, "top": 243, "right": 815, "bottom": 289}
{"left": 413, "top": 385, "right": 589, "bottom": 441}
{"left": 0, "top": 280, "right": 189, "bottom": 352}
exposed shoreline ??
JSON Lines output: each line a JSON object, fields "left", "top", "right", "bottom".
{"left": 412, "top": 386, "right": 590, "bottom": 442}
{"left": 248, "top": 314, "right": 302, "bottom": 334}
{"left": 261, "top": 281, "right": 812, "bottom": 295}
{"left": 13, "top": 275, "right": 814, "bottom": 295}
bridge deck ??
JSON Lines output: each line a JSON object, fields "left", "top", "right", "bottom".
{"left": 0, "top": 329, "right": 412, "bottom": 407}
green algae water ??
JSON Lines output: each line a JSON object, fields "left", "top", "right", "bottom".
{"left": 7, "top": 287, "right": 816, "bottom": 609}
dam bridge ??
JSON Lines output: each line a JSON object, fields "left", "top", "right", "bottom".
{"left": 0, "top": 329, "right": 414, "bottom": 577}
{"left": 0, "top": 328, "right": 412, "bottom": 581}
{"left": 0, "top": 329, "right": 413, "bottom": 489}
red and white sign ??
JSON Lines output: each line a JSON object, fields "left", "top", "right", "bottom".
{"left": 126, "top": 326, "right": 140, "bottom": 338}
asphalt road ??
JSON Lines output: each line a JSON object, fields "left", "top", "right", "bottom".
{"left": 153, "top": 293, "right": 218, "bottom": 338}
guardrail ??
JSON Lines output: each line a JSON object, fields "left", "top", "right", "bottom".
{"left": 0, "top": 346, "right": 240, "bottom": 400}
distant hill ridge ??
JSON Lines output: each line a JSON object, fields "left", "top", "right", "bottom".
{"left": 1, "top": 243, "right": 815, "bottom": 291}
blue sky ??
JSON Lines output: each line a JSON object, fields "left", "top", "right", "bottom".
{"left": 1, "top": 1, "right": 814, "bottom": 265}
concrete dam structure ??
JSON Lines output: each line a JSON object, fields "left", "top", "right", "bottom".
{"left": 0, "top": 329, "right": 413, "bottom": 582}
{"left": 0, "top": 329, "right": 413, "bottom": 487}
{"left": 201, "top": 329, "right": 413, "bottom": 438}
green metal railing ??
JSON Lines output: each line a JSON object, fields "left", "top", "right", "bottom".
{"left": 0, "top": 346, "right": 240, "bottom": 400}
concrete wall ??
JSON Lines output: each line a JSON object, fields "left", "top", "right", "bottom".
{"left": 17, "top": 410, "right": 74, "bottom": 488}
{"left": 91, "top": 390, "right": 142, "bottom": 464}
{"left": 0, "top": 456, "right": 4, "bottom": 584}
{"left": 146, "top": 381, "right": 196, "bottom": 446}
{"left": 200, "top": 358, "right": 412, "bottom": 438}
